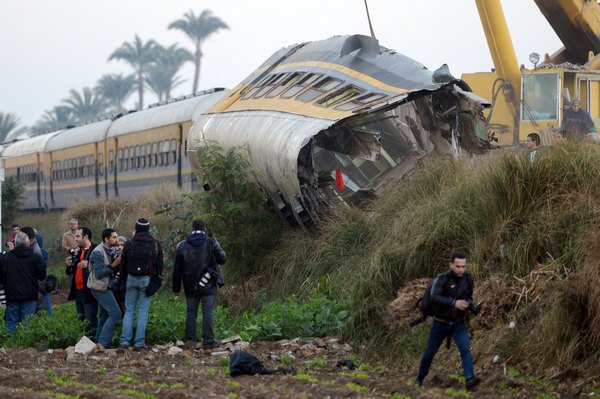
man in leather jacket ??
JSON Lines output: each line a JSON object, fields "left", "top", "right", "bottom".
{"left": 416, "top": 252, "right": 481, "bottom": 390}
{"left": 172, "top": 220, "right": 226, "bottom": 349}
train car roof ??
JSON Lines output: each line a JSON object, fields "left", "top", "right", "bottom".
{"left": 107, "top": 89, "right": 228, "bottom": 138}
{"left": 245, "top": 34, "right": 450, "bottom": 94}
{"left": 1, "top": 130, "right": 63, "bottom": 158}
{"left": 46, "top": 120, "right": 112, "bottom": 152}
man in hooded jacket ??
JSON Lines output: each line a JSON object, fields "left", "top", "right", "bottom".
{"left": 0, "top": 232, "right": 45, "bottom": 333}
{"left": 172, "top": 220, "right": 226, "bottom": 349}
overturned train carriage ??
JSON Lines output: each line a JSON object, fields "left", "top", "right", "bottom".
{"left": 188, "top": 35, "right": 489, "bottom": 227}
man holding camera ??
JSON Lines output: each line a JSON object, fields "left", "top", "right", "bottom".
{"left": 416, "top": 252, "right": 481, "bottom": 391}
{"left": 172, "top": 220, "right": 226, "bottom": 349}
{"left": 65, "top": 227, "right": 98, "bottom": 337}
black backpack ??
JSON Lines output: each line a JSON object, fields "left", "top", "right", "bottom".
{"left": 127, "top": 240, "right": 156, "bottom": 276}
{"left": 410, "top": 278, "right": 436, "bottom": 327}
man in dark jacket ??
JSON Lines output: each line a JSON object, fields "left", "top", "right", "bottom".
{"left": 173, "top": 220, "right": 226, "bottom": 349}
{"left": 416, "top": 252, "right": 481, "bottom": 390}
{"left": 560, "top": 99, "right": 596, "bottom": 139}
{"left": 118, "top": 218, "right": 164, "bottom": 350}
{"left": 0, "top": 232, "right": 45, "bottom": 333}
{"left": 65, "top": 226, "right": 98, "bottom": 337}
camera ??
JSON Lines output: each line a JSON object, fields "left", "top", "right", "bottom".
{"left": 467, "top": 299, "right": 480, "bottom": 315}
{"left": 69, "top": 247, "right": 80, "bottom": 266}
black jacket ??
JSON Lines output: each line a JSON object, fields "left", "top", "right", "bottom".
{"left": 430, "top": 269, "right": 474, "bottom": 323}
{"left": 66, "top": 243, "right": 97, "bottom": 302}
{"left": 0, "top": 246, "right": 46, "bottom": 302}
{"left": 119, "top": 232, "right": 164, "bottom": 289}
{"left": 172, "top": 232, "right": 226, "bottom": 296}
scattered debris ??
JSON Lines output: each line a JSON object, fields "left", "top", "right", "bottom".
{"left": 74, "top": 336, "right": 95, "bottom": 355}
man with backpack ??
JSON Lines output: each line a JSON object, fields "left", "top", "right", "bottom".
{"left": 118, "top": 218, "right": 164, "bottom": 350}
{"left": 172, "top": 220, "right": 226, "bottom": 349}
{"left": 415, "top": 252, "right": 481, "bottom": 391}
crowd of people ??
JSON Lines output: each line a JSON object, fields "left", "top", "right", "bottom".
{"left": 0, "top": 218, "right": 226, "bottom": 352}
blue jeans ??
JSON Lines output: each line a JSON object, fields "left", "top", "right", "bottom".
{"left": 75, "top": 291, "right": 98, "bottom": 338}
{"left": 91, "top": 289, "right": 122, "bottom": 347}
{"left": 120, "top": 275, "right": 151, "bottom": 348}
{"left": 185, "top": 294, "right": 217, "bottom": 344}
{"left": 417, "top": 320, "right": 475, "bottom": 382}
{"left": 5, "top": 301, "right": 37, "bottom": 333}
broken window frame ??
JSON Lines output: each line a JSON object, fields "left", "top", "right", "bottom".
{"left": 267, "top": 72, "right": 304, "bottom": 98}
{"left": 296, "top": 76, "right": 343, "bottom": 103}
{"left": 281, "top": 73, "right": 322, "bottom": 99}
{"left": 317, "top": 85, "right": 366, "bottom": 108}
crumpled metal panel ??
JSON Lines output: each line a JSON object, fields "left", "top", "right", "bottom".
{"left": 46, "top": 120, "right": 112, "bottom": 151}
{"left": 3, "top": 130, "right": 63, "bottom": 157}
{"left": 108, "top": 91, "right": 226, "bottom": 138}
{"left": 189, "top": 110, "right": 332, "bottom": 204}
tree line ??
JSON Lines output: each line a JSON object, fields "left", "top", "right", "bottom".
{"left": 0, "top": 9, "right": 228, "bottom": 143}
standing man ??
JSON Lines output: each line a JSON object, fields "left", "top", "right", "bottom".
{"left": 89, "top": 228, "right": 121, "bottom": 351}
{"left": 416, "top": 252, "right": 481, "bottom": 390}
{"left": 65, "top": 227, "right": 98, "bottom": 337}
{"left": 5, "top": 224, "right": 20, "bottom": 250}
{"left": 62, "top": 218, "right": 79, "bottom": 256}
{"left": 173, "top": 220, "right": 226, "bottom": 349}
{"left": 0, "top": 232, "right": 45, "bottom": 333}
{"left": 21, "top": 226, "right": 50, "bottom": 314}
{"left": 119, "top": 218, "right": 164, "bottom": 350}
{"left": 560, "top": 99, "right": 596, "bottom": 139}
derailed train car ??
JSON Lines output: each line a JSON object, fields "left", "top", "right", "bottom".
{"left": 2, "top": 35, "right": 488, "bottom": 226}
{"left": 188, "top": 35, "right": 489, "bottom": 227}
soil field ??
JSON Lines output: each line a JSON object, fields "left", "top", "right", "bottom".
{"left": 0, "top": 337, "right": 590, "bottom": 399}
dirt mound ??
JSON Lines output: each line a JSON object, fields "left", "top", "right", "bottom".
{"left": 385, "top": 278, "right": 429, "bottom": 329}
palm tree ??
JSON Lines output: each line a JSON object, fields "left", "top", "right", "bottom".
{"left": 108, "top": 35, "right": 158, "bottom": 110}
{"left": 62, "top": 87, "right": 109, "bottom": 124}
{"left": 168, "top": 9, "right": 229, "bottom": 93}
{"left": 0, "top": 112, "right": 27, "bottom": 142}
{"left": 146, "top": 44, "right": 193, "bottom": 101}
{"left": 95, "top": 73, "right": 136, "bottom": 113}
{"left": 30, "top": 106, "right": 76, "bottom": 135}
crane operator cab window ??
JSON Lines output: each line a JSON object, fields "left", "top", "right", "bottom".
{"left": 521, "top": 72, "right": 560, "bottom": 121}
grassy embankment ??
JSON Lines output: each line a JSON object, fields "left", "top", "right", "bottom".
{"left": 260, "top": 141, "right": 600, "bottom": 379}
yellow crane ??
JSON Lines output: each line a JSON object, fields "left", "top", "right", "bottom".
{"left": 462, "top": 0, "right": 600, "bottom": 145}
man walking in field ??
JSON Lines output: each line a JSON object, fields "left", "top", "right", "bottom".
{"left": 172, "top": 220, "right": 226, "bottom": 349}
{"left": 415, "top": 252, "right": 481, "bottom": 390}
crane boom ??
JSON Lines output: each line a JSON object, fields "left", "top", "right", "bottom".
{"left": 534, "top": 0, "right": 600, "bottom": 65}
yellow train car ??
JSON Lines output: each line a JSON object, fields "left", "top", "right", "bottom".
{"left": 2, "top": 132, "right": 60, "bottom": 210}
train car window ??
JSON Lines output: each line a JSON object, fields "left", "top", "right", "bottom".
{"left": 118, "top": 148, "right": 123, "bottom": 172}
{"left": 297, "top": 77, "right": 343, "bottom": 102}
{"left": 131, "top": 146, "right": 136, "bottom": 170}
{"left": 318, "top": 85, "right": 365, "bottom": 108}
{"left": 151, "top": 142, "right": 158, "bottom": 167}
{"left": 134, "top": 145, "right": 139, "bottom": 169}
{"left": 140, "top": 145, "right": 146, "bottom": 169}
{"left": 109, "top": 150, "right": 114, "bottom": 174}
{"left": 81, "top": 156, "right": 86, "bottom": 178}
{"left": 333, "top": 92, "right": 386, "bottom": 111}
{"left": 124, "top": 148, "right": 129, "bottom": 171}
{"left": 254, "top": 73, "right": 287, "bottom": 98}
{"left": 98, "top": 153, "right": 104, "bottom": 176}
{"left": 146, "top": 144, "right": 151, "bottom": 168}
{"left": 241, "top": 73, "right": 279, "bottom": 100}
{"left": 281, "top": 73, "right": 321, "bottom": 99}
{"left": 267, "top": 73, "right": 303, "bottom": 98}
{"left": 170, "top": 139, "right": 177, "bottom": 164}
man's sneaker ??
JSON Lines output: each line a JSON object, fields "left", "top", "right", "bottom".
{"left": 465, "top": 376, "right": 481, "bottom": 390}
{"left": 133, "top": 345, "right": 150, "bottom": 351}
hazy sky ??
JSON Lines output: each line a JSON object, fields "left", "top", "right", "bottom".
{"left": 0, "top": 0, "right": 562, "bottom": 127}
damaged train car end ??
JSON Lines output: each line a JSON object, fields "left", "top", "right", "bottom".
{"left": 188, "top": 35, "right": 490, "bottom": 227}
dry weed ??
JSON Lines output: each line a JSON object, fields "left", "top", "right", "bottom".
{"left": 384, "top": 278, "right": 429, "bottom": 330}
